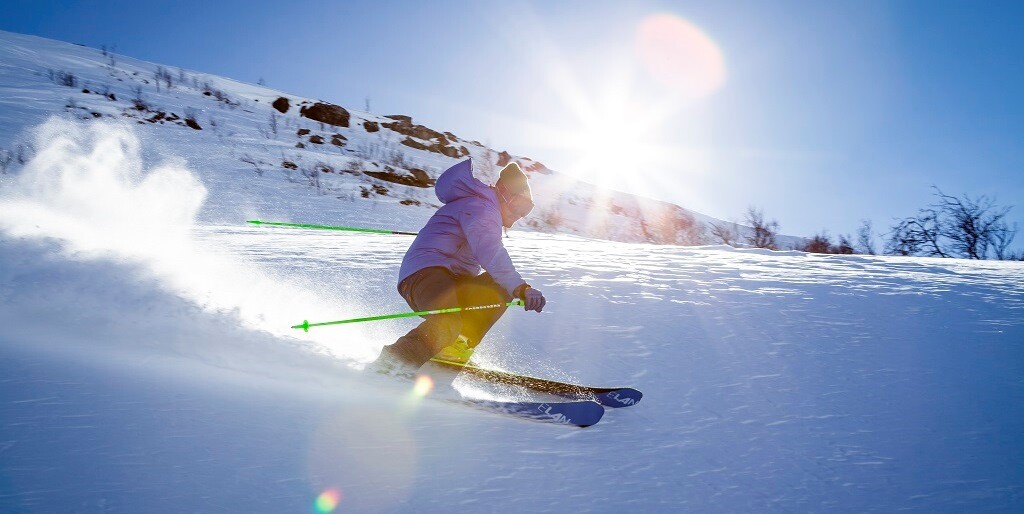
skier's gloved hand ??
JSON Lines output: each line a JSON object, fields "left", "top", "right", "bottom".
{"left": 515, "top": 284, "right": 546, "bottom": 313}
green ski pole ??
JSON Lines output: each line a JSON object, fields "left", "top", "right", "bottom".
{"left": 292, "top": 299, "right": 525, "bottom": 332}
{"left": 247, "top": 219, "right": 418, "bottom": 236}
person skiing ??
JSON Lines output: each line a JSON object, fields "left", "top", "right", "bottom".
{"left": 371, "top": 158, "right": 546, "bottom": 375}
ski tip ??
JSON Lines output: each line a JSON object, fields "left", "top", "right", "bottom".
{"left": 246, "top": 219, "right": 261, "bottom": 225}
{"left": 597, "top": 387, "right": 643, "bottom": 408}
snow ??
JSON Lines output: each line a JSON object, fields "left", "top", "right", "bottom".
{"left": 1, "top": 30, "right": 1023, "bottom": 513}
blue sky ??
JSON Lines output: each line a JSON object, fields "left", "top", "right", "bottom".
{"left": 3, "top": 0, "right": 1023, "bottom": 245}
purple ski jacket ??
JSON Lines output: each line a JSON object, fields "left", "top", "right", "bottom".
{"left": 398, "top": 159, "right": 526, "bottom": 296}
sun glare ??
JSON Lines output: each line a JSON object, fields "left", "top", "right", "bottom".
{"left": 506, "top": 10, "right": 725, "bottom": 207}
{"left": 550, "top": 13, "right": 725, "bottom": 194}
{"left": 636, "top": 13, "right": 727, "bottom": 99}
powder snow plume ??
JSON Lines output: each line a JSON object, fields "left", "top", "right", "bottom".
{"left": 0, "top": 118, "right": 378, "bottom": 362}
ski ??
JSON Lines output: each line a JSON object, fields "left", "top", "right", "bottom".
{"left": 430, "top": 358, "right": 643, "bottom": 408}
{"left": 460, "top": 398, "right": 604, "bottom": 428}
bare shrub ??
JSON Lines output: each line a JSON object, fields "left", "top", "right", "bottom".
{"left": 835, "top": 234, "right": 855, "bottom": 254}
{"left": 155, "top": 66, "right": 173, "bottom": 91}
{"left": 540, "top": 207, "right": 563, "bottom": 229}
{"left": 709, "top": 221, "right": 739, "bottom": 246}
{"left": 856, "top": 219, "right": 876, "bottom": 255}
{"left": 744, "top": 207, "right": 779, "bottom": 249}
{"left": 240, "top": 154, "right": 264, "bottom": 177}
{"left": 886, "top": 187, "right": 1015, "bottom": 259}
{"left": 103, "top": 46, "right": 118, "bottom": 74}
{"left": 130, "top": 85, "right": 148, "bottom": 110}
{"left": 258, "top": 113, "right": 279, "bottom": 139}
{"left": 50, "top": 69, "right": 78, "bottom": 87}
{"left": 343, "top": 158, "right": 364, "bottom": 175}
{"left": 798, "top": 232, "right": 833, "bottom": 254}
{"left": 301, "top": 163, "right": 322, "bottom": 193}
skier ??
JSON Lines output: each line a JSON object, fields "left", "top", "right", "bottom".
{"left": 371, "top": 158, "right": 546, "bottom": 375}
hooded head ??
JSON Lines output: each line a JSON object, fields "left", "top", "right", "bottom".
{"left": 495, "top": 162, "right": 534, "bottom": 226}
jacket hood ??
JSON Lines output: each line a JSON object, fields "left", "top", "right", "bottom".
{"left": 434, "top": 158, "right": 495, "bottom": 205}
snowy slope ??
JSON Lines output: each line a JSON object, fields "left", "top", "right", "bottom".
{"left": 2, "top": 30, "right": 1023, "bottom": 514}
{"left": 0, "top": 29, "right": 798, "bottom": 247}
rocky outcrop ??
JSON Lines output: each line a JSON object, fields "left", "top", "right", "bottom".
{"left": 363, "top": 121, "right": 379, "bottom": 132}
{"left": 382, "top": 116, "right": 446, "bottom": 143}
{"left": 299, "top": 102, "right": 350, "bottom": 127}
{"left": 272, "top": 97, "right": 290, "bottom": 114}
{"left": 382, "top": 115, "right": 469, "bottom": 158}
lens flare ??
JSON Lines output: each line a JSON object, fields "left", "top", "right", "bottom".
{"left": 412, "top": 374, "right": 434, "bottom": 397}
{"left": 315, "top": 488, "right": 341, "bottom": 513}
{"left": 636, "top": 13, "right": 726, "bottom": 98}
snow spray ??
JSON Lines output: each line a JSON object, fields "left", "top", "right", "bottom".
{"left": 0, "top": 118, "right": 378, "bottom": 361}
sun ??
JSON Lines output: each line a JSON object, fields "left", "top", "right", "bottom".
{"left": 561, "top": 91, "right": 671, "bottom": 190}
{"left": 545, "top": 13, "right": 725, "bottom": 193}
{"left": 506, "top": 11, "right": 725, "bottom": 201}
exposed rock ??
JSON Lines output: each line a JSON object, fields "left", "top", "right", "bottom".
{"left": 400, "top": 199, "right": 421, "bottom": 206}
{"left": 297, "top": 128, "right": 310, "bottom": 136}
{"left": 330, "top": 134, "right": 346, "bottom": 147}
{"left": 363, "top": 121, "right": 379, "bottom": 132}
{"left": 372, "top": 184, "right": 388, "bottom": 195}
{"left": 309, "top": 135, "right": 324, "bottom": 144}
{"left": 523, "top": 161, "right": 546, "bottom": 173}
{"left": 185, "top": 118, "right": 202, "bottom": 130}
{"left": 364, "top": 168, "right": 433, "bottom": 188}
{"left": 282, "top": 161, "right": 298, "bottom": 170}
{"left": 438, "top": 145, "right": 468, "bottom": 158}
{"left": 400, "top": 137, "right": 429, "bottom": 151}
{"left": 272, "top": 97, "right": 290, "bottom": 113}
{"left": 383, "top": 118, "right": 445, "bottom": 142}
{"left": 384, "top": 115, "right": 412, "bottom": 123}
{"left": 295, "top": 142, "right": 305, "bottom": 148}
{"left": 496, "top": 151, "right": 512, "bottom": 167}
{"left": 299, "top": 102, "right": 350, "bottom": 127}
{"left": 409, "top": 168, "right": 430, "bottom": 184}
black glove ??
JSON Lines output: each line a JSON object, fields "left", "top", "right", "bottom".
{"left": 515, "top": 284, "right": 546, "bottom": 313}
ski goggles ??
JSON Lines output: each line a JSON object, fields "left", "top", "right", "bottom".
{"left": 498, "top": 188, "right": 535, "bottom": 219}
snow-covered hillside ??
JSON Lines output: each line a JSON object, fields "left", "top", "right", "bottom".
{"left": 1, "top": 30, "right": 1023, "bottom": 513}
{"left": 0, "top": 29, "right": 777, "bottom": 246}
